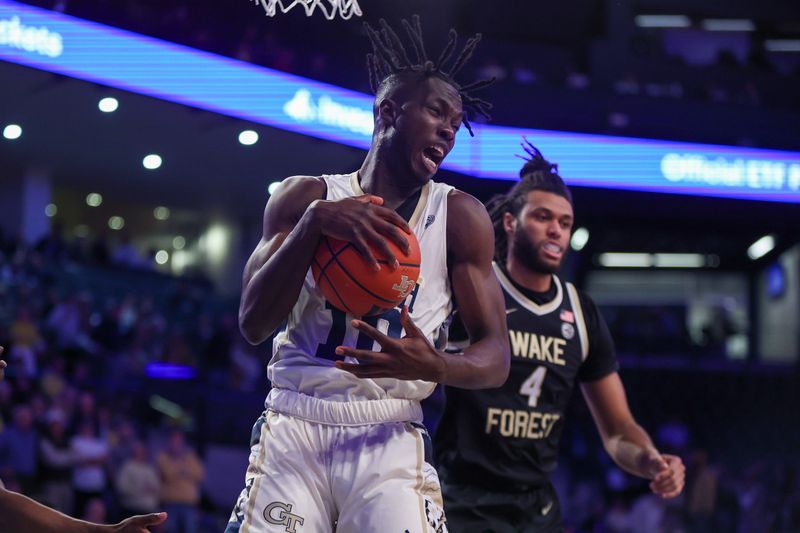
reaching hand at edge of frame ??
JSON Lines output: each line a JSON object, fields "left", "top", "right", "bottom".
{"left": 334, "top": 306, "right": 446, "bottom": 382}
{"left": 0, "top": 346, "right": 5, "bottom": 380}
{"left": 106, "top": 512, "right": 167, "bottom": 533}
{"left": 642, "top": 451, "right": 685, "bottom": 499}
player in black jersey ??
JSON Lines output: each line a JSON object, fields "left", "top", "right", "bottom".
{"left": 434, "top": 140, "right": 685, "bottom": 531}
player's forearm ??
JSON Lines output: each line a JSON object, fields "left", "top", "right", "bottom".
{"left": 438, "top": 336, "right": 510, "bottom": 389}
{"left": 239, "top": 207, "right": 322, "bottom": 344}
{"left": 603, "top": 421, "right": 660, "bottom": 479}
{"left": 0, "top": 487, "right": 99, "bottom": 533}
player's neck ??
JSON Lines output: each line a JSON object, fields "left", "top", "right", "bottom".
{"left": 506, "top": 255, "right": 553, "bottom": 293}
{"left": 358, "top": 148, "right": 423, "bottom": 209}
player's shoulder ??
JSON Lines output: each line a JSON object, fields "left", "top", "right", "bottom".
{"left": 446, "top": 189, "right": 491, "bottom": 226}
{"left": 266, "top": 175, "right": 326, "bottom": 210}
{"left": 271, "top": 175, "right": 327, "bottom": 200}
{"left": 445, "top": 189, "right": 493, "bottom": 253}
{"left": 262, "top": 175, "right": 327, "bottom": 228}
{"left": 564, "top": 281, "right": 602, "bottom": 321}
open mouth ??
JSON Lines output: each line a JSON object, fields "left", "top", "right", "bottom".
{"left": 422, "top": 145, "right": 445, "bottom": 173}
{"left": 542, "top": 242, "right": 563, "bottom": 259}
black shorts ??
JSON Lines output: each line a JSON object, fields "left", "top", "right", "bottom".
{"left": 442, "top": 479, "right": 563, "bottom": 533}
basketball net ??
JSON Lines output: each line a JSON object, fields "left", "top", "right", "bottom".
{"left": 254, "top": 0, "right": 362, "bottom": 20}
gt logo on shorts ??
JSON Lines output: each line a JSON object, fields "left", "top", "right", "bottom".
{"left": 264, "top": 501, "right": 304, "bottom": 532}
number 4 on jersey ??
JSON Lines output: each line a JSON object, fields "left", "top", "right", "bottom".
{"left": 520, "top": 366, "right": 547, "bottom": 408}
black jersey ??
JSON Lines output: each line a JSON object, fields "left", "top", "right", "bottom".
{"left": 435, "top": 263, "right": 618, "bottom": 488}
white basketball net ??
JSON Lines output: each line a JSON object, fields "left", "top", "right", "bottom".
{"left": 254, "top": 0, "right": 363, "bottom": 20}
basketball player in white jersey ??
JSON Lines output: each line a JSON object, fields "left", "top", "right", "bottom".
{"left": 225, "top": 18, "right": 510, "bottom": 533}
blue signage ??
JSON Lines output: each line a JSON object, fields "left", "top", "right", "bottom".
{"left": 2, "top": 0, "right": 800, "bottom": 203}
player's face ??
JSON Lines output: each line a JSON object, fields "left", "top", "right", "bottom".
{"left": 393, "top": 77, "right": 463, "bottom": 183}
{"left": 507, "top": 191, "right": 573, "bottom": 274}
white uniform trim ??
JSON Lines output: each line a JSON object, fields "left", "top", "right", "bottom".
{"left": 267, "top": 388, "right": 423, "bottom": 426}
{"left": 566, "top": 282, "right": 589, "bottom": 361}
{"left": 492, "top": 262, "right": 564, "bottom": 316}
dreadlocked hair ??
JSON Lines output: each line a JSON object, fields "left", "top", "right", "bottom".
{"left": 486, "top": 137, "right": 573, "bottom": 264}
{"left": 364, "top": 15, "right": 494, "bottom": 136}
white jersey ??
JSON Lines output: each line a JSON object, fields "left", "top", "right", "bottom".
{"left": 267, "top": 172, "right": 454, "bottom": 414}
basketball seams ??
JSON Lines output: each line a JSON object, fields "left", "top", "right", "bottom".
{"left": 317, "top": 263, "right": 357, "bottom": 316}
{"left": 376, "top": 260, "right": 421, "bottom": 268}
{"left": 330, "top": 249, "right": 399, "bottom": 306}
{"left": 313, "top": 234, "right": 420, "bottom": 317}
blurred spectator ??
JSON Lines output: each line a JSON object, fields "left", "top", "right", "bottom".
{"left": 164, "top": 331, "right": 195, "bottom": 366}
{"left": 157, "top": 428, "right": 204, "bottom": 533}
{"left": 686, "top": 450, "right": 718, "bottom": 532}
{"left": 82, "top": 496, "right": 108, "bottom": 524}
{"left": 71, "top": 390, "right": 98, "bottom": 435}
{"left": 655, "top": 417, "right": 690, "bottom": 456}
{"left": 34, "top": 221, "right": 68, "bottom": 263}
{"left": 46, "top": 294, "right": 86, "bottom": 351}
{"left": 39, "top": 408, "right": 75, "bottom": 515}
{"left": 116, "top": 441, "right": 160, "bottom": 518}
{"left": 70, "top": 419, "right": 109, "bottom": 518}
{"left": 604, "top": 497, "right": 632, "bottom": 533}
{"left": 8, "top": 308, "right": 43, "bottom": 378}
{"left": 109, "top": 419, "right": 138, "bottom": 469}
{"left": 112, "top": 235, "right": 145, "bottom": 270}
{"left": 0, "top": 404, "right": 38, "bottom": 494}
{"left": 627, "top": 493, "right": 665, "bottom": 532}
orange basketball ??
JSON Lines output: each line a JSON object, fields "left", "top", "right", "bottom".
{"left": 311, "top": 231, "right": 421, "bottom": 317}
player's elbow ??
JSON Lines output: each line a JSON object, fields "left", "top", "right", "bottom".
{"left": 239, "top": 312, "right": 272, "bottom": 346}
{"left": 488, "top": 349, "right": 511, "bottom": 388}
{"left": 481, "top": 339, "right": 511, "bottom": 388}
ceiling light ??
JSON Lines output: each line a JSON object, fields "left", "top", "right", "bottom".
{"left": 599, "top": 253, "right": 653, "bottom": 268}
{"left": 701, "top": 19, "right": 755, "bottom": 32}
{"left": 653, "top": 253, "right": 706, "bottom": 268}
{"left": 268, "top": 181, "right": 281, "bottom": 195}
{"left": 98, "top": 97, "right": 119, "bottom": 112}
{"left": 143, "top": 154, "right": 162, "bottom": 170}
{"left": 153, "top": 206, "right": 170, "bottom": 220}
{"left": 86, "top": 193, "right": 103, "bottom": 207}
{"left": 635, "top": 15, "right": 691, "bottom": 28}
{"left": 747, "top": 235, "right": 775, "bottom": 260}
{"left": 765, "top": 40, "right": 800, "bottom": 52}
{"left": 570, "top": 228, "right": 590, "bottom": 251}
{"left": 45, "top": 204, "right": 58, "bottom": 217}
{"left": 108, "top": 216, "right": 125, "bottom": 230}
{"left": 239, "top": 130, "right": 259, "bottom": 145}
{"left": 155, "top": 250, "right": 169, "bottom": 265}
{"left": 172, "top": 236, "right": 186, "bottom": 250}
{"left": 3, "top": 124, "right": 22, "bottom": 140}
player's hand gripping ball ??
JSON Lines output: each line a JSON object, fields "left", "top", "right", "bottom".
{"left": 312, "top": 230, "right": 421, "bottom": 317}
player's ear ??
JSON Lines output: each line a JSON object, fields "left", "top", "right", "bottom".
{"left": 377, "top": 98, "right": 400, "bottom": 126}
{"left": 503, "top": 212, "right": 517, "bottom": 234}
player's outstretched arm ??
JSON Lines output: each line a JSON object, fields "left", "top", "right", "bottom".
{"left": 239, "top": 176, "right": 412, "bottom": 344}
{"left": 442, "top": 191, "right": 510, "bottom": 388}
{"left": 0, "top": 484, "right": 167, "bottom": 533}
{"left": 581, "top": 373, "right": 685, "bottom": 498}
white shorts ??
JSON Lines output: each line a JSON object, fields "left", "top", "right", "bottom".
{"left": 225, "top": 390, "right": 448, "bottom": 533}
